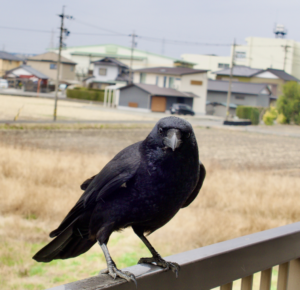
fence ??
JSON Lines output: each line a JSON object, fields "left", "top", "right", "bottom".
{"left": 48, "top": 221, "right": 300, "bottom": 290}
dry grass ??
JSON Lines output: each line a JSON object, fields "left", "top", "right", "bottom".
{"left": 0, "top": 130, "right": 300, "bottom": 289}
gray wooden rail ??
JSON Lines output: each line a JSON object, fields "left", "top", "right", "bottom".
{"left": 48, "top": 221, "right": 300, "bottom": 290}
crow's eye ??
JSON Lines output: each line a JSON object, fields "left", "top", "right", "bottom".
{"left": 187, "top": 133, "right": 191, "bottom": 138}
{"left": 159, "top": 128, "right": 163, "bottom": 134}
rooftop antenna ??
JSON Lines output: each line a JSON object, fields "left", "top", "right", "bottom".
{"left": 274, "top": 24, "right": 287, "bottom": 38}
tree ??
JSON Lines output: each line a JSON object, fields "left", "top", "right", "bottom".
{"left": 277, "top": 81, "right": 300, "bottom": 125}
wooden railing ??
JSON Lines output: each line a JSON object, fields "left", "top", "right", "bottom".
{"left": 47, "top": 221, "right": 300, "bottom": 290}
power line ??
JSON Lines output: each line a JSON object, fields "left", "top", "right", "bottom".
{"left": 0, "top": 25, "right": 121, "bottom": 36}
{"left": 73, "top": 18, "right": 126, "bottom": 36}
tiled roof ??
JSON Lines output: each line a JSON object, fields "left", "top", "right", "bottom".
{"left": 120, "top": 83, "right": 199, "bottom": 98}
{"left": 208, "top": 80, "right": 271, "bottom": 95}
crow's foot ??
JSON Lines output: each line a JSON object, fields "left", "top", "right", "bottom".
{"left": 100, "top": 266, "right": 137, "bottom": 286}
{"left": 138, "top": 254, "right": 180, "bottom": 278}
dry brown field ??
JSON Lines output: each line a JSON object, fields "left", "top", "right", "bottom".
{"left": 0, "top": 125, "right": 300, "bottom": 290}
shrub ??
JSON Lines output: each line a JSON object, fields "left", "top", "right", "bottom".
{"left": 277, "top": 113, "right": 287, "bottom": 124}
{"left": 263, "top": 107, "right": 278, "bottom": 125}
{"left": 236, "top": 106, "right": 261, "bottom": 125}
{"left": 277, "top": 81, "right": 300, "bottom": 125}
{"left": 66, "top": 88, "right": 106, "bottom": 102}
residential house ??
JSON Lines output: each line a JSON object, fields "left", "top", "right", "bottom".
{"left": 206, "top": 80, "right": 274, "bottom": 117}
{"left": 214, "top": 65, "right": 299, "bottom": 97}
{"left": 84, "top": 57, "right": 130, "bottom": 89}
{"left": 181, "top": 54, "right": 231, "bottom": 79}
{"left": 5, "top": 65, "right": 49, "bottom": 92}
{"left": 0, "top": 51, "right": 23, "bottom": 77}
{"left": 26, "top": 52, "right": 77, "bottom": 83}
{"left": 51, "top": 44, "right": 194, "bottom": 79}
{"left": 118, "top": 67, "right": 208, "bottom": 114}
{"left": 118, "top": 83, "right": 198, "bottom": 113}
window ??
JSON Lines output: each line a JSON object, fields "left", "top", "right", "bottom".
{"left": 169, "top": 77, "right": 174, "bottom": 88}
{"left": 218, "top": 63, "right": 230, "bottom": 69}
{"left": 190, "top": 80, "right": 202, "bottom": 86}
{"left": 70, "top": 66, "right": 74, "bottom": 72}
{"left": 155, "top": 76, "right": 159, "bottom": 85}
{"left": 99, "top": 68, "right": 107, "bottom": 76}
{"left": 235, "top": 95, "right": 245, "bottom": 100}
{"left": 235, "top": 51, "right": 246, "bottom": 59}
{"left": 50, "top": 63, "right": 57, "bottom": 70}
{"left": 140, "top": 73, "right": 146, "bottom": 83}
{"left": 163, "top": 76, "right": 167, "bottom": 88}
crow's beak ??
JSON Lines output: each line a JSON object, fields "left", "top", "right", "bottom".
{"left": 163, "top": 129, "right": 182, "bottom": 151}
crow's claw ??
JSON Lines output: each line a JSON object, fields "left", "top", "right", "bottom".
{"left": 138, "top": 255, "right": 180, "bottom": 278}
{"left": 100, "top": 266, "right": 137, "bottom": 286}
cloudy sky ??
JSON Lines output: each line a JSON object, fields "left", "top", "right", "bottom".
{"left": 1, "top": 0, "right": 299, "bottom": 58}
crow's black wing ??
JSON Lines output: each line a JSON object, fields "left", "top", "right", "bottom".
{"left": 50, "top": 142, "right": 142, "bottom": 238}
{"left": 80, "top": 175, "right": 96, "bottom": 190}
{"left": 181, "top": 162, "right": 206, "bottom": 208}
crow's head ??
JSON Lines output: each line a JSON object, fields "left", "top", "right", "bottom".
{"left": 146, "top": 116, "right": 196, "bottom": 152}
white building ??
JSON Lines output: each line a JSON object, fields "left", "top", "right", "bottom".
{"left": 51, "top": 44, "right": 193, "bottom": 79}
{"left": 131, "top": 67, "right": 208, "bottom": 114}
{"left": 181, "top": 54, "right": 231, "bottom": 79}
{"left": 84, "top": 57, "right": 129, "bottom": 89}
{"left": 232, "top": 37, "right": 300, "bottom": 79}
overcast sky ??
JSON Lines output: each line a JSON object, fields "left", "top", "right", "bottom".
{"left": 1, "top": 0, "right": 299, "bottom": 58}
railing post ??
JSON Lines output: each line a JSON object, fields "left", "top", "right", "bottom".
{"left": 277, "top": 262, "right": 289, "bottom": 290}
{"left": 259, "top": 268, "right": 272, "bottom": 290}
{"left": 241, "top": 275, "right": 253, "bottom": 290}
{"left": 286, "top": 259, "right": 300, "bottom": 290}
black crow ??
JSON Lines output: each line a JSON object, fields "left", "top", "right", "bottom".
{"left": 33, "top": 116, "right": 206, "bottom": 285}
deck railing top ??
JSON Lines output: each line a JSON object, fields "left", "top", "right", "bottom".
{"left": 47, "top": 221, "right": 300, "bottom": 290}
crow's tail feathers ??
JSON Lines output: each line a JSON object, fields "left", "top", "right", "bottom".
{"left": 33, "top": 221, "right": 96, "bottom": 263}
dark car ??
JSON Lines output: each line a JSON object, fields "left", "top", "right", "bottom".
{"left": 170, "top": 103, "right": 195, "bottom": 116}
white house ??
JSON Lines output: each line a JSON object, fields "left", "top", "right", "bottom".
{"left": 127, "top": 67, "right": 208, "bottom": 114}
{"left": 84, "top": 57, "right": 129, "bottom": 89}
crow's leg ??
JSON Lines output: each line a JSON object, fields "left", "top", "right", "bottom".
{"left": 98, "top": 242, "right": 137, "bottom": 285}
{"left": 133, "top": 228, "right": 180, "bottom": 277}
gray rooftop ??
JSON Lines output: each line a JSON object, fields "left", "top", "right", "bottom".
{"left": 214, "top": 65, "right": 263, "bottom": 77}
{"left": 93, "top": 57, "right": 128, "bottom": 68}
{"left": 208, "top": 80, "right": 271, "bottom": 95}
{"left": 0, "top": 51, "right": 23, "bottom": 61}
{"left": 134, "top": 67, "right": 208, "bottom": 76}
{"left": 265, "top": 68, "right": 299, "bottom": 82}
{"left": 7, "top": 65, "right": 49, "bottom": 79}
{"left": 120, "top": 83, "right": 199, "bottom": 98}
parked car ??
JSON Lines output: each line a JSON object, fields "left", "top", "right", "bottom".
{"left": 170, "top": 103, "right": 195, "bottom": 116}
{"left": 0, "top": 78, "right": 8, "bottom": 89}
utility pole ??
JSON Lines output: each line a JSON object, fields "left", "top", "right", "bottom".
{"left": 282, "top": 44, "right": 291, "bottom": 71}
{"left": 225, "top": 39, "right": 236, "bottom": 120}
{"left": 129, "top": 31, "right": 137, "bottom": 84}
{"left": 53, "top": 6, "right": 72, "bottom": 121}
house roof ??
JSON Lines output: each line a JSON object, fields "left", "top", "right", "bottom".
{"left": 134, "top": 67, "right": 207, "bottom": 76}
{"left": 92, "top": 57, "right": 129, "bottom": 68}
{"left": 213, "top": 65, "right": 263, "bottom": 77}
{"left": 264, "top": 68, "right": 299, "bottom": 82}
{"left": 208, "top": 80, "right": 271, "bottom": 95}
{"left": 0, "top": 51, "right": 23, "bottom": 61}
{"left": 214, "top": 65, "right": 299, "bottom": 82}
{"left": 6, "top": 65, "right": 49, "bottom": 79}
{"left": 120, "top": 83, "right": 199, "bottom": 98}
{"left": 27, "top": 52, "right": 76, "bottom": 65}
